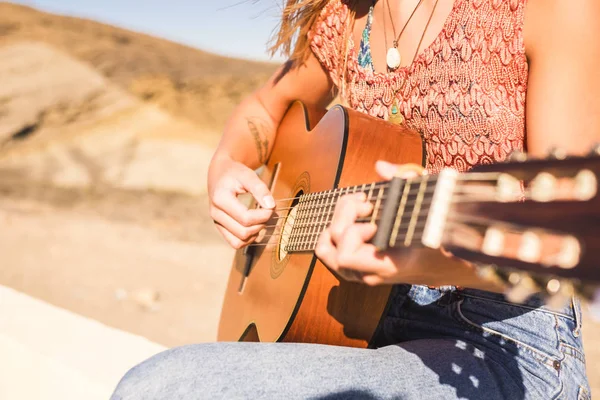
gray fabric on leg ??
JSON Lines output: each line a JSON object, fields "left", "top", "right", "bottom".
{"left": 111, "top": 341, "right": 511, "bottom": 400}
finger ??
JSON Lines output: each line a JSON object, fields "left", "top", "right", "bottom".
{"left": 211, "top": 207, "right": 265, "bottom": 242}
{"left": 315, "top": 229, "right": 338, "bottom": 271}
{"left": 329, "top": 194, "right": 372, "bottom": 243}
{"left": 375, "top": 160, "right": 400, "bottom": 180}
{"left": 340, "top": 245, "right": 397, "bottom": 276}
{"left": 335, "top": 224, "right": 397, "bottom": 278}
{"left": 216, "top": 224, "right": 257, "bottom": 250}
{"left": 375, "top": 160, "right": 425, "bottom": 180}
{"left": 238, "top": 169, "right": 275, "bottom": 209}
{"left": 317, "top": 229, "right": 377, "bottom": 283}
{"left": 338, "top": 268, "right": 366, "bottom": 283}
{"left": 212, "top": 187, "right": 273, "bottom": 227}
{"left": 336, "top": 223, "right": 378, "bottom": 267}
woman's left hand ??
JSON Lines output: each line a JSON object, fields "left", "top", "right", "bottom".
{"left": 315, "top": 190, "right": 394, "bottom": 286}
{"left": 315, "top": 160, "right": 426, "bottom": 286}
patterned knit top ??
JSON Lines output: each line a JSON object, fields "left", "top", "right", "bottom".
{"left": 309, "top": 0, "right": 528, "bottom": 174}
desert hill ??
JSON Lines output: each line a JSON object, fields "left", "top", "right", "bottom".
{"left": 0, "top": 41, "right": 217, "bottom": 196}
{"left": 0, "top": 2, "right": 278, "bottom": 135}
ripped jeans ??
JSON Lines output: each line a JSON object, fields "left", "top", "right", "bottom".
{"left": 111, "top": 285, "right": 590, "bottom": 400}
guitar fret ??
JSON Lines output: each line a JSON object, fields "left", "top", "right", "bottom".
{"left": 404, "top": 176, "right": 429, "bottom": 246}
{"left": 310, "top": 191, "right": 326, "bottom": 250}
{"left": 306, "top": 192, "right": 324, "bottom": 250}
{"left": 371, "top": 186, "right": 385, "bottom": 224}
{"left": 317, "top": 188, "right": 339, "bottom": 248}
{"left": 290, "top": 194, "right": 310, "bottom": 251}
{"left": 309, "top": 191, "right": 329, "bottom": 250}
{"left": 308, "top": 188, "right": 339, "bottom": 250}
{"left": 367, "top": 182, "right": 375, "bottom": 204}
{"left": 288, "top": 182, "right": 395, "bottom": 252}
{"left": 390, "top": 181, "right": 411, "bottom": 246}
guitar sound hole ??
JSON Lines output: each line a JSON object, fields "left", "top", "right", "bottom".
{"left": 277, "top": 190, "right": 303, "bottom": 262}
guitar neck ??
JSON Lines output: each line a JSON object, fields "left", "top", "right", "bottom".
{"left": 284, "top": 170, "right": 457, "bottom": 253}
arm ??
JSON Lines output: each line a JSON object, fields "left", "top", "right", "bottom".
{"left": 524, "top": 0, "right": 600, "bottom": 156}
{"left": 208, "top": 54, "right": 335, "bottom": 249}
{"left": 212, "top": 54, "right": 335, "bottom": 169}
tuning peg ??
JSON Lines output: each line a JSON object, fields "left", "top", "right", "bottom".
{"left": 555, "top": 236, "right": 581, "bottom": 269}
{"left": 530, "top": 172, "right": 557, "bottom": 202}
{"left": 517, "top": 231, "right": 541, "bottom": 263}
{"left": 505, "top": 272, "right": 539, "bottom": 304}
{"left": 544, "top": 279, "right": 575, "bottom": 311}
{"left": 496, "top": 174, "right": 522, "bottom": 202}
{"left": 482, "top": 227, "right": 504, "bottom": 256}
{"left": 548, "top": 147, "right": 567, "bottom": 160}
{"left": 508, "top": 150, "right": 528, "bottom": 163}
{"left": 575, "top": 169, "right": 598, "bottom": 201}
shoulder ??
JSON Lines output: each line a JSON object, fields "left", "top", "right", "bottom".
{"left": 308, "top": 0, "right": 354, "bottom": 85}
{"left": 308, "top": 0, "right": 351, "bottom": 43}
{"left": 524, "top": 0, "right": 600, "bottom": 61}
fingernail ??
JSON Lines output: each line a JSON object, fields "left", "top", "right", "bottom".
{"left": 263, "top": 196, "right": 275, "bottom": 209}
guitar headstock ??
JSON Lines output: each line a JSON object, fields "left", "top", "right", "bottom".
{"left": 440, "top": 147, "right": 600, "bottom": 307}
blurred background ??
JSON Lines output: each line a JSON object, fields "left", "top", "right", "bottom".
{"left": 0, "top": 1, "right": 597, "bottom": 399}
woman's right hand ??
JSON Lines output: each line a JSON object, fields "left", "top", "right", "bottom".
{"left": 208, "top": 155, "right": 275, "bottom": 249}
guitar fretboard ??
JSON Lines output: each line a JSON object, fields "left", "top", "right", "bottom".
{"left": 284, "top": 176, "right": 440, "bottom": 252}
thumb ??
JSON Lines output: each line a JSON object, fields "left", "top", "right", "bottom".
{"left": 375, "top": 160, "right": 399, "bottom": 180}
{"left": 375, "top": 161, "right": 426, "bottom": 180}
{"left": 239, "top": 169, "right": 275, "bottom": 209}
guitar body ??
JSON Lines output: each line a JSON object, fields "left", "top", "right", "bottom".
{"left": 217, "top": 102, "right": 425, "bottom": 348}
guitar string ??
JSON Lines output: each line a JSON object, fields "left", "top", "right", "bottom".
{"left": 264, "top": 188, "right": 514, "bottom": 229}
{"left": 279, "top": 211, "right": 553, "bottom": 252}
{"left": 270, "top": 174, "right": 516, "bottom": 211}
{"left": 249, "top": 204, "right": 556, "bottom": 251}
{"left": 249, "top": 190, "right": 501, "bottom": 246}
{"left": 245, "top": 208, "right": 506, "bottom": 250}
{"left": 270, "top": 184, "right": 508, "bottom": 214}
{"left": 259, "top": 182, "right": 521, "bottom": 237}
{"left": 239, "top": 174, "right": 524, "bottom": 248}
{"left": 268, "top": 171, "right": 504, "bottom": 204}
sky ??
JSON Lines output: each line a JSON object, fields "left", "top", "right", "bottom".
{"left": 12, "top": 0, "right": 285, "bottom": 62}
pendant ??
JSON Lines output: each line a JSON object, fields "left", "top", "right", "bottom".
{"left": 386, "top": 47, "right": 401, "bottom": 70}
{"left": 389, "top": 100, "right": 404, "bottom": 125}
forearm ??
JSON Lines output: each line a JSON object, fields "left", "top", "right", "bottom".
{"left": 213, "top": 91, "right": 282, "bottom": 170}
{"left": 212, "top": 56, "right": 334, "bottom": 170}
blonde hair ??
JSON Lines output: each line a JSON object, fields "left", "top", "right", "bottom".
{"left": 269, "top": 0, "right": 357, "bottom": 66}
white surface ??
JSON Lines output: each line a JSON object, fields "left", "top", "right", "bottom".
{"left": 0, "top": 285, "right": 167, "bottom": 400}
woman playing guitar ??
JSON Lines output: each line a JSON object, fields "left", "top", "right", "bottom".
{"left": 112, "top": 0, "right": 600, "bottom": 398}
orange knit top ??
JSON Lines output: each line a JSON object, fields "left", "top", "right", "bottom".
{"left": 309, "top": 0, "right": 528, "bottom": 174}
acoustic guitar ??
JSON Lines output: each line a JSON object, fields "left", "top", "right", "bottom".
{"left": 217, "top": 101, "right": 600, "bottom": 348}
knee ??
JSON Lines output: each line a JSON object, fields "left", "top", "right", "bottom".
{"left": 111, "top": 343, "right": 224, "bottom": 399}
{"left": 110, "top": 353, "right": 161, "bottom": 400}
{"left": 110, "top": 346, "right": 191, "bottom": 400}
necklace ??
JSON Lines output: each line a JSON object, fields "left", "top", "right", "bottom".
{"left": 387, "top": 0, "right": 441, "bottom": 124}
{"left": 384, "top": 0, "right": 424, "bottom": 70}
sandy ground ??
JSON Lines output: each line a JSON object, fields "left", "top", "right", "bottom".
{"left": 0, "top": 188, "right": 598, "bottom": 395}
{"left": 0, "top": 193, "right": 232, "bottom": 347}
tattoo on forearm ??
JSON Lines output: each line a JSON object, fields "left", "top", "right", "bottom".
{"left": 246, "top": 117, "right": 271, "bottom": 164}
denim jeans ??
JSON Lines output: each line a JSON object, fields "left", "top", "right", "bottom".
{"left": 111, "top": 285, "right": 590, "bottom": 399}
